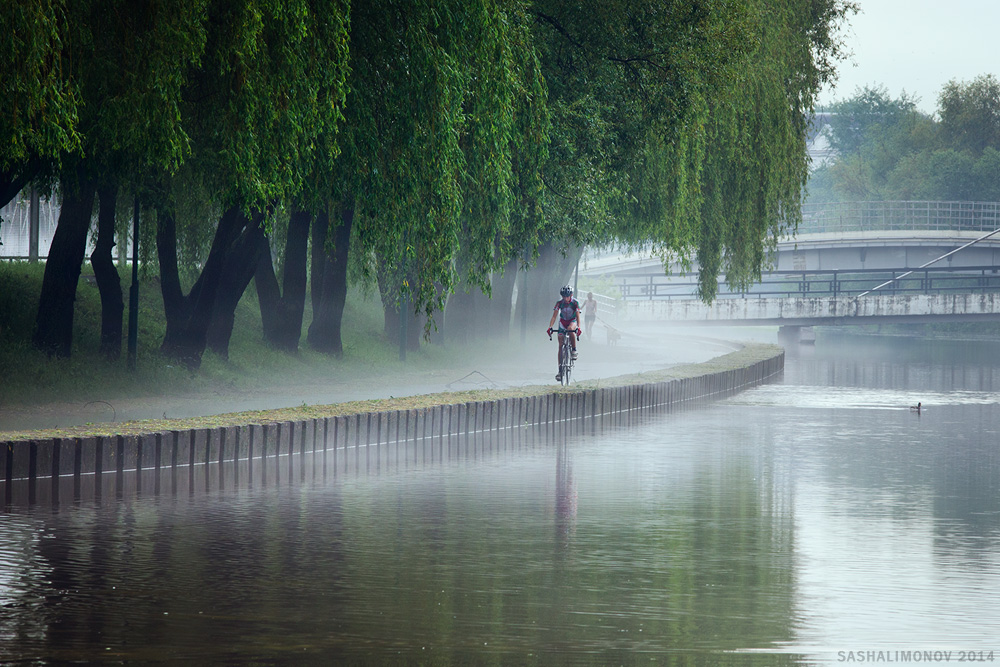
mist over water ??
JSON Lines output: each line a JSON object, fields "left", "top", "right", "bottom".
{"left": 2, "top": 330, "right": 998, "bottom": 665}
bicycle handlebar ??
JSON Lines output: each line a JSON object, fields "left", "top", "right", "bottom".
{"left": 547, "top": 326, "right": 578, "bottom": 340}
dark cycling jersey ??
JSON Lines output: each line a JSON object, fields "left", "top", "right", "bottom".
{"left": 554, "top": 298, "right": 581, "bottom": 323}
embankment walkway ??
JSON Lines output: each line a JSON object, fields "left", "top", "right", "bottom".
{"left": 2, "top": 343, "right": 784, "bottom": 507}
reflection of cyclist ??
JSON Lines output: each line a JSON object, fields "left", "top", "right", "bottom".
{"left": 547, "top": 285, "right": 580, "bottom": 382}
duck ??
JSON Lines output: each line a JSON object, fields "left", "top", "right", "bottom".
{"left": 910, "top": 402, "right": 922, "bottom": 413}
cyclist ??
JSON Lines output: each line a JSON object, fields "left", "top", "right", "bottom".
{"left": 547, "top": 285, "right": 581, "bottom": 382}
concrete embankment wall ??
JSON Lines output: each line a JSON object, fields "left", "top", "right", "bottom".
{"left": 2, "top": 346, "right": 783, "bottom": 507}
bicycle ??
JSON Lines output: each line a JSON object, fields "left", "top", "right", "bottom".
{"left": 547, "top": 326, "right": 577, "bottom": 385}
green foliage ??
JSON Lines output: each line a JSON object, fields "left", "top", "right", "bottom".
{"left": 70, "top": 0, "right": 209, "bottom": 180}
{"left": 824, "top": 85, "right": 926, "bottom": 155}
{"left": 819, "top": 85, "right": 936, "bottom": 201}
{"left": 810, "top": 75, "right": 1000, "bottom": 204}
{"left": 0, "top": 0, "right": 80, "bottom": 170}
{"left": 887, "top": 149, "right": 979, "bottom": 201}
{"left": 939, "top": 74, "right": 1000, "bottom": 156}
{"left": 689, "top": 0, "right": 858, "bottom": 299}
{"left": 163, "top": 0, "right": 350, "bottom": 214}
{"left": 532, "top": 0, "right": 857, "bottom": 302}
{"left": 336, "top": 0, "right": 549, "bottom": 320}
{"left": 2, "top": 0, "right": 861, "bottom": 369}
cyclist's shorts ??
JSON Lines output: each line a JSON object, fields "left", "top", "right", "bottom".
{"left": 559, "top": 319, "right": 578, "bottom": 330}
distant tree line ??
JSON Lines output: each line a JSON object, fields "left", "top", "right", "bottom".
{"left": 1, "top": 0, "right": 855, "bottom": 367}
{"left": 809, "top": 75, "right": 1000, "bottom": 204}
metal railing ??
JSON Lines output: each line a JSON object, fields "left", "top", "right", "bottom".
{"left": 0, "top": 194, "right": 60, "bottom": 260}
{"left": 798, "top": 201, "right": 1000, "bottom": 234}
{"left": 618, "top": 266, "right": 1000, "bottom": 301}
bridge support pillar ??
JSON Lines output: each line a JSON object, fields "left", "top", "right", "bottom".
{"left": 778, "top": 326, "right": 802, "bottom": 346}
{"left": 778, "top": 325, "right": 816, "bottom": 345}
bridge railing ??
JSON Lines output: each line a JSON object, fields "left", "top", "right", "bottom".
{"left": 618, "top": 266, "right": 1000, "bottom": 301}
{"left": 799, "top": 201, "right": 1000, "bottom": 234}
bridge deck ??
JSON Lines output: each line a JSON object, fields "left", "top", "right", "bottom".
{"left": 625, "top": 292, "right": 1000, "bottom": 326}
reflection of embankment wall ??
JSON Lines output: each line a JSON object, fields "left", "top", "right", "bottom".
{"left": 2, "top": 345, "right": 784, "bottom": 507}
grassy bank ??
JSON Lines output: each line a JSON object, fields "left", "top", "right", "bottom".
{"left": 0, "top": 261, "right": 479, "bottom": 410}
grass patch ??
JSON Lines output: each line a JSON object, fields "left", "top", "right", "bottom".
{"left": 0, "top": 261, "right": 483, "bottom": 410}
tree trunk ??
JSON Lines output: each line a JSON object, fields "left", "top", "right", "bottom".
{"left": 444, "top": 248, "right": 473, "bottom": 344}
{"left": 377, "top": 259, "right": 421, "bottom": 351}
{"left": 488, "top": 256, "right": 520, "bottom": 339}
{"left": 90, "top": 184, "right": 124, "bottom": 360}
{"left": 32, "top": 166, "right": 96, "bottom": 357}
{"left": 310, "top": 207, "right": 327, "bottom": 319}
{"left": 158, "top": 205, "right": 251, "bottom": 368}
{"left": 444, "top": 287, "right": 476, "bottom": 344}
{"left": 255, "top": 208, "right": 310, "bottom": 352}
{"left": 513, "top": 241, "right": 583, "bottom": 333}
{"left": 307, "top": 206, "right": 352, "bottom": 356}
{"left": 156, "top": 208, "right": 187, "bottom": 329}
{"left": 206, "top": 211, "right": 265, "bottom": 359}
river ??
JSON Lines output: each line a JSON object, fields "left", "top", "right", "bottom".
{"left": 1, "top": 332, "right": 998, "bottom": 665}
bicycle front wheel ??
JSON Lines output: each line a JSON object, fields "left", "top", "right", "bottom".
{"left": 561, "top": 341, "right": 572, "bottom": 385}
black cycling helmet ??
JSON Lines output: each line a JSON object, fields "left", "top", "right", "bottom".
{"left": 560, "top": 285, "right": 573, "bottom": 297}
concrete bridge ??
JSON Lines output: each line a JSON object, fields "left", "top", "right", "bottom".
{"left": 582, "top": 201, "right": 1000, "bottom": 327}
{"left": 623, "top": 292, "right": 1000, "bottom": 327}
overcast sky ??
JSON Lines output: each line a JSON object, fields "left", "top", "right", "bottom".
{"left": 816, "top": 0, "right": 1000, "bottom": 114}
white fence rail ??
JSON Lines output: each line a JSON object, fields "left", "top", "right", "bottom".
{"left": 800, "top": 201, "right": 1000, "bottom": 234}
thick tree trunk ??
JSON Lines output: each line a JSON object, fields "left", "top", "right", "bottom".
{"left": 444, "top": 287, "right": 477, "bottom": 344}
{"left": 156, "top": 208, "right": 187, "bottom": 329}
{"left": 444, "top": 248, "right": 475, "bottom": 344}
{"left": 307, "top": 207, "right": 352, "bottom": 356}
{"left": 488, "top": 256, "right": 520, "bottom": 338}
{"left": 446, "top": 254, "right": 521, "bottom": 344}
{"left": 90, "top": 185, "right": 124, "bottom": 360}
{"left": 377, "top": 259, "right": 421, "bottom": 351}
{"left": 310, "top": 208, "right": 327, "bottom": 317}
{"left": 512, "top": 241, "right": 583, "bottom": 333}
{"left": 206, "top": 211, "right": 265, "bottom": 359}
{"left": 255, "top": 208, "right": 310, "bottom": 352}
{"left": 158, "top": 205, "right": 251, "bottom": 368}
{"left": 32, "top": 166, "right": 96, "bottom": 357}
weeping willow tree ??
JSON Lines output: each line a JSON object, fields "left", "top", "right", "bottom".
{"left": 690, "top": 0, "right": 856, "bottom": 301}
{"left": 306, "top": 0, "right": 549, "bottom": 353}
{"left": 443, "top": 0, "right": 550, "bottom": 343}
{"left": 0, "top": 0, "right": 80, "bottom": 208}
{"left": 154, "top": 0, "right": 351, "bottom": 367}
{"left": 518, "top": 0, "right": 856, "bottom": 318}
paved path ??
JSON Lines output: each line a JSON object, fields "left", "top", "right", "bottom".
{"left": 0, "top": 324, "right": 760, "bottom": 433}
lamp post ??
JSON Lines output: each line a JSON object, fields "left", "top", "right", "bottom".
{"left": 28, "top": 185, "right": 39, "bottom": 263}
{"left": 399, "top": 232, "right": 408, "bottom": 362}
{"left": 127, "top": 197, "right": 139, "bottom": 371}
{"left": 399, "top": 287, "right": 408, "bottom": 363}
{"left": 520, "top": 246, "right": 528, "bottom": 344}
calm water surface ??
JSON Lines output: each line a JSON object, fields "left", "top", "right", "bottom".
{"left": 1, "top": 335, "right": 999, "bottom": 665}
